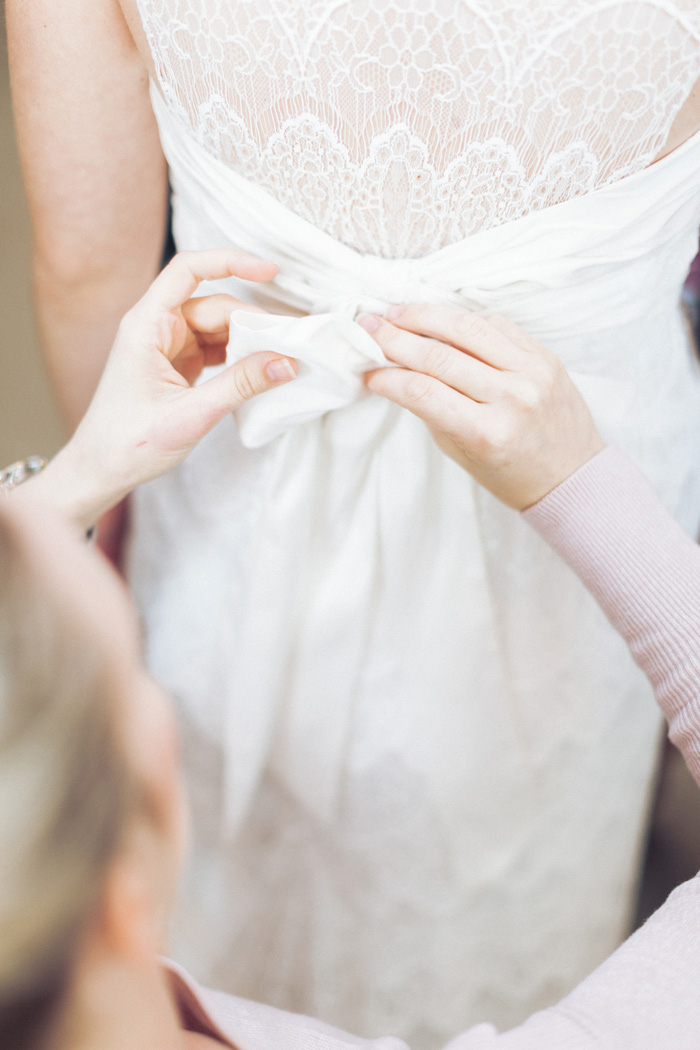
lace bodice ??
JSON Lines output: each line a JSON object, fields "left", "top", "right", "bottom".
{"left": 137, "top": 0, "right": 700, "bottom": 259}
{"left": 138, "top": 0, "right": 700, "bottom": 258}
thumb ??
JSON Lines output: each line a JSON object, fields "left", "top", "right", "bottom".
{"left": 191, "top": 351, "right": 297, "bottom": 427}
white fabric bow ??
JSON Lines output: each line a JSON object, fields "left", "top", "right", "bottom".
{"left": 227, "top": 311, "right": 391, "bottom": 448}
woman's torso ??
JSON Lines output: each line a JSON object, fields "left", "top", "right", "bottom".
{"left": 124, "top": 2, "right": 700, "bottom": 1041}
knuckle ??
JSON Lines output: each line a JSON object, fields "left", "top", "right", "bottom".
{"left": 424, "top": 340, "right": 454, "bottom": 376}
{"left": 483, "top": 313, "right": 516, "bottom": 341}
{"left": 510, "top": 377, "right": 542, "bottom": 411}
{"left": 483, "top": 417, "right": 517, "bottom": 460}
{"left": 455, "top": 311, "right": 490, "bottom": 344}
{"left": 380, "top": 321, "right": 404, "bottom": 350}
{"left": 403, "top": 372, "right": 435, "bottom": 406}
{"left": 534, "top": 356, "right": 562, "bottom": 393}
{"left": 117, "top": 306, "right": 153, "bottom": 347}
{"left": 485, "top": 312, "right": 511, "bottom": 333}
{"left": 233, "top": 364, "right": 258, "bottom": 401}
{"left": 468, "top": 427, "right": 491, "bottom": 460}
{"left": 406, "top": 303, "right": 436, "bottom": 328}
{"left": 170, "top": 250, "right": 195, "bottom": 277}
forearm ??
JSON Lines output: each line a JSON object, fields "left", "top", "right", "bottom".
{"left": 524, "top": 446, "right": 700, "bottom": 783}
{"left": 34, "top": 252, "right": 165, "bottom": 431}
{"left": 445, "top": 874, "right": 700, "bottom": 1049}
{"left": 7, "top": 0, "right": 169, "bottom": 431}
{"left": 32, "top": 253, "right": 165, "bottom": 564}
{"left": 8, "top": 441, "right": 122, "bottom": 534}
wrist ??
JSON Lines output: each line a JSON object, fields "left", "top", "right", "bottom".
{"left": 521, "top": 442, "right": 609, "bottom": 514}
{"left": 519, "top": 433, "right": 607, "bottom": 511}
{"left": 16, "top": 441, "right": 116, "bottom": 532}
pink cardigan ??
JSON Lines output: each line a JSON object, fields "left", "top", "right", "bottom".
{"left": 166, "top": 446, "right": 700, "bottom": 1048}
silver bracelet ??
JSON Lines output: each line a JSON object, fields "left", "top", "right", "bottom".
{"left": 0, "top": 456, "right": 48, "bottom": 493}
{"left": 0, "top": 456, "right": 97, "bottom": 543}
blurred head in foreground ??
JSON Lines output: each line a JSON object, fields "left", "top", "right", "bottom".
{"left": 0, "top": 500, "right": 187, "bottom": 1050}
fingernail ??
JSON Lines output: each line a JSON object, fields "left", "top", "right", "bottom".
{"left": 356, "top": 314, "right": 380, "bottom": 333}
{"left": 386, "top": 304, "right": 406, "bottom": 321}
{"left": 265, "top": 357, "right": 297, "bottom": 382}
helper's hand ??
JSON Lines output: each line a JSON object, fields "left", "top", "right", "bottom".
{"left": 359, "top": 305, "right": 604, "bottom": 510}
{"left": 27, "top": 250, "right": 296, "bottom": 530}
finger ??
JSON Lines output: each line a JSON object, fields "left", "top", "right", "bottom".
{"left": 191, "top": 352, "right": 298, "bottom": 428}
{"left": 357, "top": 316, "right": 501, "bottom": 403}
{"left": 486, "top": 313, "right": 546, "bottom": 354}
{"left": 182, "top": 293, "right": 268, "bottom": 335}
{"left": 384, "top": 304, "right": 527, "bottom": 370}
{"left": 142, "top": 250, "right": 279, "bottom": 313}
{"left": 366, "top": 365, "right": 481, "bottom": 445}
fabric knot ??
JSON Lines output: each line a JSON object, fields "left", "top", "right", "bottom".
{"left": 356, "top": 256, "right": 428, "bottom": 306}
{"left": 227, "top": 311, "right": 392, "bottom": 448}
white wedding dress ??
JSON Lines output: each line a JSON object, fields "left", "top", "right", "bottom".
{"left": 128, "top": 2, "right": 700, "bottom": 1044}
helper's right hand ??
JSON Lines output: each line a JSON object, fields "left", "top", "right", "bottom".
{"left": 25, "top": 250, "right": 296, "bottom": 531}
{"left": 360, "top": 304, "right": 604, "bottom": 510}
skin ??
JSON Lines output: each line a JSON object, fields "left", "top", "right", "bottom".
{"left": 6, "top": 0, "right": 165, "bottom": 432}
{"left": 6, "top": 0, "right": 163, "bottom": 559}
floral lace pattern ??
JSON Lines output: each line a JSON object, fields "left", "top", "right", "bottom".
{"left": 138, "top": 0, "right": 700, "bottom": 258}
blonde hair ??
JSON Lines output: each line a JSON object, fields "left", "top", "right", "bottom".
{"left": 0, "top": 506, "right": 136, "bottom": 1049}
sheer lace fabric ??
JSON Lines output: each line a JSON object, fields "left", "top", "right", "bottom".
{"left": 139, "top": 0, "right": 700, "bottom": 258}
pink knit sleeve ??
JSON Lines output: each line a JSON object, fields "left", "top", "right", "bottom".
{"left": 172, "top": 875, "right": 700, "bottom": 1050}
{"left": 523, "top": 445, "right": 700, "bottom": 785}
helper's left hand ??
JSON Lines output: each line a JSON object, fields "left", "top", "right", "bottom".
{"left": 359, "top": 304, "right": 604, "bottom": 510}
{"left": 29, "top": 250, "right": 296, "bottom": 530}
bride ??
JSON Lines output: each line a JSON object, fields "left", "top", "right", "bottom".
{"left": 7, "top": 1, "right": 700, "bottom": 1042}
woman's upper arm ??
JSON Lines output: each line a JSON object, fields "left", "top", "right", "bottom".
{"left": 6, "top": 0, "right": 167, "bottom": 281}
